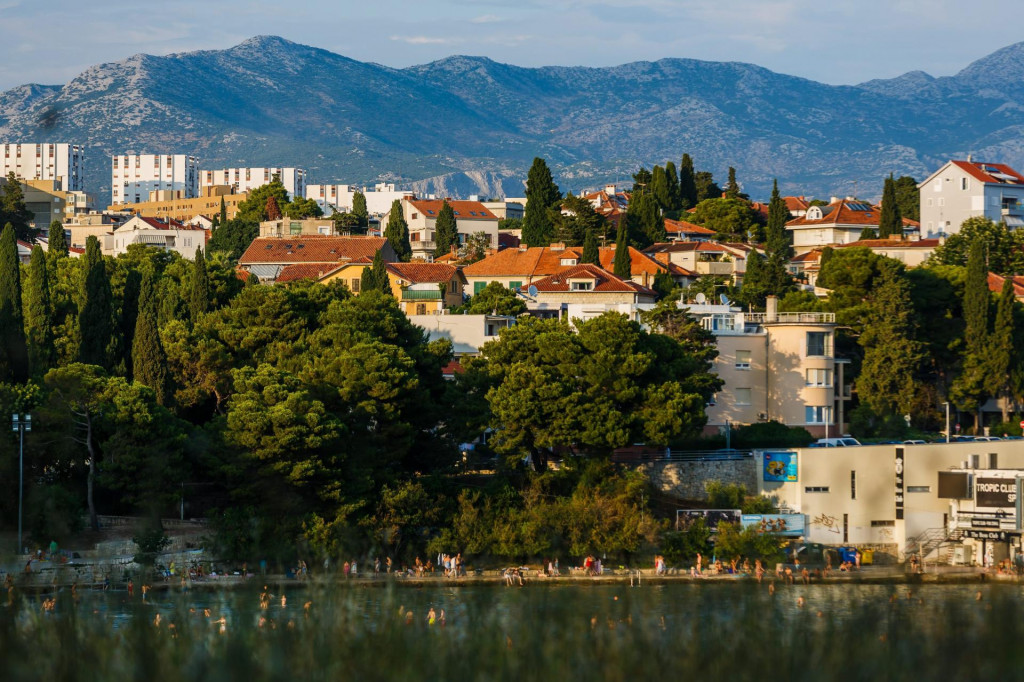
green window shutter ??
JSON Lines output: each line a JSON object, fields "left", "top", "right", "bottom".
{"left": 474, "top": 281, "right": 487, "bottom": 295}
{"left": 509, "top": 281, "right": 522, "bottom": 291}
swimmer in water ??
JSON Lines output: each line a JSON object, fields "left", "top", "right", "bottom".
{"left": 427, "top": 607, "right": 437, "bottom": 625}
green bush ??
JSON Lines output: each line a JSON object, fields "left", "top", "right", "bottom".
{"left": 731, "top": 421, "right": 814, "bottom": 448}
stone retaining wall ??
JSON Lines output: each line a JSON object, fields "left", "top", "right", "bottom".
{"left": 638, "top": 458, "right": 758, "bottom": 501}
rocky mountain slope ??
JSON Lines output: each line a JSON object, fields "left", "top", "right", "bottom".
{"left": 3, "top": 35, "right": 1024, "bottom": 203}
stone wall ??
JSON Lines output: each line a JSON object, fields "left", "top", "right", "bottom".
{"left": 638, "top": 458, "right": 758, "bottom": 501}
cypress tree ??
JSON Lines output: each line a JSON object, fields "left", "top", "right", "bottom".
{"left": 627, "top": 192, "right": 663, "bottom": 247}
{"left": 679, "top": 154, "right": 698, "bottom": 209}
{"left": 766, "top": 180, "right": 790, "bottom": 256}
{"left": 434, "top": 200, "right": 458, "bottom": 258}
{"left": 1, "top": 172, "right": 36, "bottom": 241}
{"left": 664, "top": 161, "right": 680, "bottom": 211}
{"left": 989, "top": 276, "right": 1016, "bottom": 421}
{"left": 581, "top": 228, "right": 600, "bottom": 265}
{"left": 0, "top": 224, "right": 27, "bottom": 382}
{"left": 613, "top": 223, "right": 631, "bottom": 280}
{"left": 878, "top": 174, "right": 902, "bottom": 239}
{"left": 650, "top": 165, "right": 671, "bottom": 211}
{"left": 190, "top": 246, "right": 210, "bottom": 322}
{"left": 48, "top": 219, "right": 69, "bottom": 258}
{"left": 951, "top": 238, "right": 992, "bottom": 426}
{"left": 24, "top": 244, "right": 54, "bottom": 376}
{"left": 119, "top": 269, "right": 141, "bottom": 380}
{"left": 266, "top": 195, "right": 282, "bottom": 221}
{"left": 384, "top": 200, "right": 412, "bottom": 261}
{"left": 353, "top": 191, "right": 368, "bottom": 226}
{"left": 133, "top": 270, "right": 169, "bottom": 405}
{"left": 219, "top": 196, "right": 227, "bottom": 224}
{"left": 78, "top": 235, "right": 113, "bottom": 369}
{"left": 362, "top": 249, "right": 391, "bottom": 295}
{"left": 725, "top": 167, "right": 740, "bottom": 199}
{"left": 521, "top": 157, "right": 561, "bottom": 247}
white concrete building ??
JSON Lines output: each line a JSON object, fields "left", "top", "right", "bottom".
{"left": 202, "top": 167, "right": 306, "bottom": 200}
{"left": 106, "top": 215, "right": 206, "bottom": 259}
{"left": 918, "top": 159, "right": 1024, "bottom": 236}
{"left": 383, "top": 198, "right": 500, "bottom": 261}
{"left": 1, "top": 143, "right": 84, "bottom": 191}
{"left": 306, "top": 182, "right": 413, "bottom": 216}
{"left": 112, "top": 154, "right": 198, "bottom": 205}
{"left": 408, "top": 314, "right": 515, "bottom": 356}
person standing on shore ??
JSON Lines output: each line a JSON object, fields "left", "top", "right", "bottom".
{"left": 696, "top": 553, "right": 703, "bottom": 576}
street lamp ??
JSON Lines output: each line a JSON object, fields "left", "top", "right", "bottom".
{"left": 11, "top": 413, "right": 31, "bottom": 555}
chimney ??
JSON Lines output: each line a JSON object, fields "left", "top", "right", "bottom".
{"left": 550, "top": 242, "right": 566, "bottom": 252}
{"left": 765, "top": 295, "right": 778, "bottom": 322}
{"left": 605, "top": 184, "right": 616, "bottom": 196}
{"left": 830, "top": 196, "right": 840, "bottom": 204}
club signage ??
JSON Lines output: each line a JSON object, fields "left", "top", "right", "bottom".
{"left": 976, "top": 478, "right": 1017, "bottom": 509}
{"left": 963, "top": 529, "right": 1019, "bottom": 542}
{"left": 895, "top": 448, "right": 904, "bottom": 520}
{"left": 971, "top": 518, "right": 1002, "bottom": 529}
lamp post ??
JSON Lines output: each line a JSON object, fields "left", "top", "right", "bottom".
{"left": 943, "top": 402, "right": 950, "bottom": 443}
{"left": 12, "top": 413, "right": 31, "bottom": 555}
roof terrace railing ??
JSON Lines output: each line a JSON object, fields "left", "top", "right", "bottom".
{"left": 745, "top": 312, "right": 836, "bottom": 324}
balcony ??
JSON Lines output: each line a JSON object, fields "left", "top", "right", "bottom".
{"left": 401, "top": 289, "right": 443, "bottom": 301}
{"left": 411, "top": 240, "right": 437, "bottom": 251}
{"left": 695, "top": 261, "right": 734, "bottom": 276}
{"left": 745, "top": 312, "right": 835, "bottom": 324}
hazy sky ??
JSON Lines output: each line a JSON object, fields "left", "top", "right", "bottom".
{"left": 2, "top": 0, "right": 1023, "bottom": 91}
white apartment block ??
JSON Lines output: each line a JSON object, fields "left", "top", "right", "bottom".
{"left": 306, "top": 182, "right": 412, "bottom": 215}
{"left": 1, "top": 143, "right": 84, "bottom": 191}
{"left": 112, "top": 154, "right": 198, "bottom": 205}
{"left": 201, "top": 167, "right": 306, "bottom": 200}
{"left": 918, "top": 159, "right": 1024, "bottom": 236}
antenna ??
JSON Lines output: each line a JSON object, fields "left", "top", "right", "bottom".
{"left": 719, "top": 293, "right": 730, "bottom": 305}
{"left": 694, "top": 292, "right": 706, "bottom": 304}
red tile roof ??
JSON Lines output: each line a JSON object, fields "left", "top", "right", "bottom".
{"left": 789, "top": 250, "right": 822, "bottom": 263}
{"left": 787, "top": 198, "right": 884, "bottom": 227}
{"left": 836, "top": 238, "right": 941, "bottom": 249}
{"left": 276, "top": 263, "right": 347, "bottom": 283}
{"left": 950, "top": 161, "right": 1024, "bottom": 186}
{"left": 664, "top": 218, "right": 715, "bottom": 236}
{"left": 442, "top": 360, "right": 465, "bottom": 376}
{"left": 463, "top": 244, "right": 682, "bottom": 280}
{"left": 386, "top": 262, "right": 460, "bottom": 284}
{"left": 989, "top": 273, "right": 1024, "bottom": 297}
{"left": 531, "top": 263, "right": 654, "bottom": 294}
{"left": 644, "top": 241, "right": 731, "bottom": 254}
{"left": 784, "top": 196, "right": 810, "bottom": 212}
{"left": 407, "top": 199, "right": 497, "bottom": 220}
{"left": 239, "top": 236, "right": 391, "bottom": 265}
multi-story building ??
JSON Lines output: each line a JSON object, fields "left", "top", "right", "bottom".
{"left": 382, "top": 198, "right": 500, "bottom": 261}
{"left": 918, "top": 159, "right": 1024, "bottom": 236}
{"left": 785, "top": 197, "right": 918, "bottom": 255}
{"left": 106, "top": 215, "right": 207, "bottom": 259}
{"left": 108, "top": 185, "right": 245, "bottom": 222}
{"left": 237, "top": 235, "right": 397, "bottom": 283}
{"left": 202, "top": 167, "right": 306, "bottom": 199}
{"left": 111, "top": 154, "right": 198, "bottom": 205}
{"left": 385, "top": 262, "right": 467, "bottom": 315}
{"left": 63, "top": 212, "right": 130, "bottom": 249}
{"left": 1, "top": 143, "right": 85, "bottom": 191}
{"left": 644, "top": 241, "right": 750, "bottom": 284}
{"left": 685, "top": 295, "right": 841, "bottom": 436}
{"left": 259, "top": 217, "right": 337, "bottom": 238}
{"left": 306, "top": 182, "right": 413, "bottom": 216}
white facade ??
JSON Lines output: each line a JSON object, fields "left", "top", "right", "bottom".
{"left": 306, "top": 182, "right": 413, "bottom": 215}
{"left": 112, "top": 154, "right": 198, "bottom": 204}
{"left": 202, "top": 167, "right": 306, "bottom": 200}
{"left": 1, "top": 143, "right": 84, "bottom": 191}
{"left": 918, "top": 160, "right": 1024, "bottom": 236}
{"left": 106, "top": 215, "right": 205, "bottom": 259}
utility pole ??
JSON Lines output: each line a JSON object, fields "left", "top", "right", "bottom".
{"left": 12, "top": 413, "right": 31, "bottom": 555}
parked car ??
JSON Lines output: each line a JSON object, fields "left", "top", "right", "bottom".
{"left": 812, "top": 437, "right": 861, "bottom": 447}
{"left": 902, "top": 440, "right": 926, "bottom": 445}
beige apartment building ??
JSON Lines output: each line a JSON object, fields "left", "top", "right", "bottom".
{"left": 382, "top": 198, "right": 500, "bottom": 261}
{"left": 686, "top": 296, "right": 840, "bottom": 436}
{"left": 107, "top": 185, "right": 246, "bottom": 222}
{"left": 259, "top": 217, "right": 336, "bottom": 237}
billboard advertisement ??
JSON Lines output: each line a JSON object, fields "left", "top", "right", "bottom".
{"left": 741, "top": 513, "right": 806, "bottom": 536}
{"left": 763, "top": 451, "right": 798, "bottom": 482}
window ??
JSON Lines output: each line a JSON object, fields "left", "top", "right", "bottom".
{"left": 937, "top": 197, "right": 945, "bottom": 207}
{"left": 735, "top": 350, "right": 751, "bottom": 370}
{"left": 806, "top": 368, "right": 833, "bottom": 386}
{"left": 805, "top": 405, "right": 831, "bottom": 424}
{"left": 734, "top": 388, "right": 751, "bottom": 405}
{"left": 870, "top": 520, "right": 895, "bottom": 527}
{"left": 509, "top": 281, "right": 522, "bottom": 291}
{"left": 560, "top": 258, "right": 578, "bottom": 266}
{"left": 806, "top": 332, "right": 831, "bottom": 357}
{"left": 851, "top": 471, "right": 856, "bottom": 500}
{"left": 805, "top": 486, "right": 830, "bottom": 493}
{"left": 416, "top": 303, "right": 427, "bottom": 315}
{"left": 907, "top": 486, "right": 931, "bottom": 493}
{"left": 289, "top": 222, "right": 302, "bottom": 235}
{"left": 961, "top": 177, "right": 969, "bottom": 190}
{"left": 570, "top": 281, "right": 593, "bottom": 291}
{"left": 351, "top": 278, "right": 360, "bottom": 293}
{"left": 474, "top": 281, "right": 487, "bottom": 295}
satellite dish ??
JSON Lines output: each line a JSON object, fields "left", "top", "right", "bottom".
{"left": 720, "top": 293, "right": 730, "bottom": 305}
{"left": 694, "top": 292, "right": 706, "bottom": 304}
{"left": 528, "top": 285, "right": 538, "bottom": 297}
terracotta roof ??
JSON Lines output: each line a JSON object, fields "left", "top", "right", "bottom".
{"left": 790, "top": 250, "right": 822, "bottom": 263}
{"left": 644, "top": 241, "right": 730, "bottom": 254}
{"left": 464, "top": 244, "right": 679, "bottom": 280}
{"left": 442, "top": 360, "right": 465, "bottom": 376}
{"left": 988, "top": 272, "right": 1024, "bottom": 297}
{"left": 786, "top": 198, "right": 884, "bottom": 227}
{"left": 386, "top": 262, "right": 459, "bottom": 284}
{"left": 407, "top": 199, "right": 497, "bottom": 220}
{"left": 749, "top": 201, "right": 769, "bottom": 219}
{"left": 531, "top": 263, "right": 654, "bottom": 294}
{"left": 128, "top": 215, "right": 202, "bottom": 230}
{"left": 276, "top": 263, "right": 347, "bottom": 283}
{"left": 239, "top": 236, "right": 390, "bottom": 265}
{"left": 784, "top": 196, "right": 810, "bottom": 212}
{"left": 664, "top": 218, "right": 715, "bottom": 236}
{"left": 836, "top": 238, "right": 941, "bottom": 249}
{"left": 950, "top": 161, "right": 1024, "bottom": 186}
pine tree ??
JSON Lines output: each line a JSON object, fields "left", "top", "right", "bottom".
{"left": 521, "top": 157, "right": 561, "bottom": 246}
{"left": 613, "top": 223, "right": 631, "bottom": 280}
{"left": 48, "top": 219, "right": 69, "bottom": 258}
{"left": 1, "top": 172, "right": 36, "bottom": 241}
{"left": 725, "top": 167, "right": 740, "bottom": 199}
{"left": 132, "top": 270, "right": 169, "bottom": 404}
{"left": 189, "top": 246, "right": 210, "bottom": 323}
{"left": 581, "top": 228, "right": 600, "bottom": 265}
{"left": 24, "top": 244, "right": 54, "bottom": 376}
{"left": 353, "top": 191, "right": 368, "bottom": 227}
{"left": 219, "top": 196, "right": 227, "bottom": 224}
{"left": 384, "top": 200, "right": 412, "bottom": 261}
{"left": 650, "top": 165, "right": 671, "bottom": 211}
{"left": 664, "top": 161, "right": 680, "bottom": 211}
{"left": 78, "top": 235, "right": 113, "bottom": 369}
{"left": 0, "top": 224, "right": 27, "bottom": 382}
{"left": 266, "top": 195, "right": 282, "bottom": 221}
{"left": 878, "top": 174, "right": 902, "bottom": 240}
{"left": 679, "top": 154, "right": 698, "bottom": 209}
{"left": 434, "top": 200, "right": 458, "bottom": 258}
{"left": 989, "top": 276, "right": 1016, "bottom": 421}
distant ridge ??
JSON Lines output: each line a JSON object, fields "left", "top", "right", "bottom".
{"left": 4, "top": 35, "right": 1024, "bottom": 203}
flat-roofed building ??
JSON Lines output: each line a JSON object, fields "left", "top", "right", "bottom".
{"left": 306, "top": 182, "right": 413, "bottom": 215}
{"left": 1, "top": 142, "right": 84, "bottom": 191}
{"left": 202, "top": 167, "right": 306, "bottom": 199}
{"left": 112, "top": 154, "right": 198, "bottom": 204}
{"left": 108, "top": 185, "right": 245, "bottom": 222}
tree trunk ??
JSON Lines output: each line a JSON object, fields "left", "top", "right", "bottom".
{"left": 86, "top": 415, "right": 99, "bottom": 532}
{"left": 1001, "top": 389, "right": 1010, "bottom": 424}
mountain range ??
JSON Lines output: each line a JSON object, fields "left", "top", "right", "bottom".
{"left": 3, "top": 35, "right": 1024, "bottom": 204}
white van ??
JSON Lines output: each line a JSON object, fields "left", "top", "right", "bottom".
{"left": 811, "top": 437, "right": 861, "bottom": 447}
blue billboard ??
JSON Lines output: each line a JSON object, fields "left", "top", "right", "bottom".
{"left": 763, "top": 451, "right": 798, "bottom": 482}
{"left": 741, "top": 513, "right": 806, "bottom": 537}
